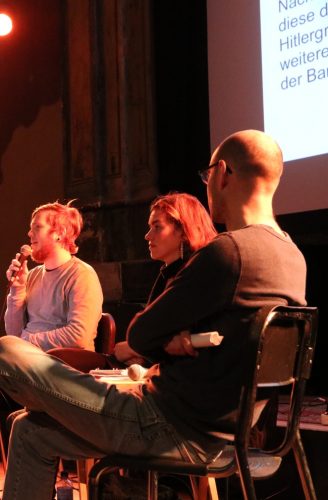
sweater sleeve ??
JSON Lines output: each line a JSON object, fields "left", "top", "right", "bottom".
{"left": 4, "top": 285, "right": 27, "bottom": 336}
{"left": 127, "top": 235, "right": 240, "bottom": 357}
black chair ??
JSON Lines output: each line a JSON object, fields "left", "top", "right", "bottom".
{"left": 87, "top": 305, "right": 318, "bottom": 500}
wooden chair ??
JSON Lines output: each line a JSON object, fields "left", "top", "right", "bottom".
{"left": 46, "top": 312, "right": 116, "bottom": 373}
{"left": 0, "top": 313, "right": 117, "bottom": 498}
{"left": 76, "top": 312, "right": 116, "bottom": 500}
{"left": 94, "top": 312, "right": 116, "bottom": 355}
{"left": 87, "top": 305, "right": 318, "bottom": 500}
{"left": 47, "top": 312, "right": 116, "bottom": 500}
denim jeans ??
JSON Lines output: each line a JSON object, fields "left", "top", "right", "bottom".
{"left": 0, "top": 337, "right": 197, "bottom": 500}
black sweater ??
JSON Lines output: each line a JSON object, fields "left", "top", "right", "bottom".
{"left": 127, "top": 225, "right": 307, "bottom": 456}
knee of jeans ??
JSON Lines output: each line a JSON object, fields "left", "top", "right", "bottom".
{"left": 11, "top": 410, "right": 30, "bottom": 433}
{"left": 0, "top": 337, "right": 33, "bottom": 369}
{"left": 9, "top": 411, "right": 47, "bottom": 455}
{"left": 0, "top": 336, "right": 25, "bottom": 352}
{"left": 7, "top": 409, "right": 26, "bottom": 433}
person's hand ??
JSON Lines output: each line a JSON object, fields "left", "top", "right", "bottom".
{"left": 6, "top": 254, "right": 28, "bottom": 287}
{"left": 164, "top": 330, "right": 198, "bottom": 357}
{"left": 114, "top": 341, "right": 145, "bottom": 366}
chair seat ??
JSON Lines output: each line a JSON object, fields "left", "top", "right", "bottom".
{"left": 89, "top": 444, "right": 282, "bottom": 479}
{"left": 88, "top": 446, "right": 235, "bottom": 480}
{"left": 243, "top": 452, "right": 282, "bottom": 478}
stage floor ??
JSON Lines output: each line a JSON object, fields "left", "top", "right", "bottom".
{"left": 278, "top": 395, "right": 328, "bottom": 432}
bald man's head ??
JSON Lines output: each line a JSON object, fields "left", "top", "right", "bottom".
{"left": 212, "top": 129, "right": 283, "bottom": 187}
{"left": 207, "top": 130, "right": 284, "bottom": 227}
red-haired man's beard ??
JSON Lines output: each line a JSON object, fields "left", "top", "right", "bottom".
{"left": 31, "top": 241, "right": 56, "bottom": 264}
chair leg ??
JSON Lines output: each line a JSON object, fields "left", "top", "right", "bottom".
{"left": 293, "top": 430, "right": 317, "bottom": 500}
{"left": 197, "top": 477, "right": 219, "bottom": 500}
{"left": 235, "top": 448, "right": 257, "bottom": 500}
{"left": 88, "top": 473, "right": 101, "bottom": 500}
{"left": 208, "top": 477, "right": 219, "bottom": 500}
{"left": 88, "top": 464, "right": 120, "bottom": 500}
{"left": 77, "top": 458, "right": 95, "bottom": 500}
{"left": 0, "top": 429, "right": 7, "bottom": 473}
{"left": 190, "top": 476, "right": 201, "bottom": 499}
{"left": 148, "top": 471, "right": 158, "bottom": 500}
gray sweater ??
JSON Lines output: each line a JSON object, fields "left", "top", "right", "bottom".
{"left": 5, "top": 257, "right": 103, "bottom": 351}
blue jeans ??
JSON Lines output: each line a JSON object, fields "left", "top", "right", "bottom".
{"left": 0, "top": 337, "right": 197, "bottom": 500}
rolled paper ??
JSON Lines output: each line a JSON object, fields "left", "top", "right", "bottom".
{"left": 190, "top": 331, "right": 223, "bottom": 348}
{"left": 89, "top": 369, "right": 128, "bottom": 377}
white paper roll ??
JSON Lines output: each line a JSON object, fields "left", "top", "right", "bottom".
{"left": 190, "top": 331, "right": 223, "bottom": 348}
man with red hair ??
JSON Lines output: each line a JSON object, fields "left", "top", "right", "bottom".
{"left": 5, "top": 201, "right": 103, "bottom": 351}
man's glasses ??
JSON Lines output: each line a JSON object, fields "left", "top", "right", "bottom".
{"left": 198, "top": 162, "right": 233, "bottom": 185}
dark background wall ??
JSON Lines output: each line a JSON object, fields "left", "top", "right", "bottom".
{"left": 152, "top": 1, "right": 210, "bottom": 202}
{"left": 0, "top": 0, "right": 64, "bottom": 322}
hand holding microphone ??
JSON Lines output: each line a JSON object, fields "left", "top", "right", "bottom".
{"left": 6, "top": 245, "right": 32, "bottom": 285}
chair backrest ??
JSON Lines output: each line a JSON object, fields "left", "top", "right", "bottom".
{"left": 256, "top": 306, "right": 317, "bottom": 386}
{"left": 236, "top": 304, "right": 318, "bottom": 453}
{"left": 94, "top": 312, "right": 116, "bottom": 354}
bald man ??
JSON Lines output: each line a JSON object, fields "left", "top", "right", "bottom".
{"left": 206, "top": 129, "right": 285, "bottom": 230}
{"left": 0, "top": 130, "right": 307, "bottom": 500}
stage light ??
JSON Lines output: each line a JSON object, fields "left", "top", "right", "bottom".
{"left": 0, "top": 12, "right": 13, "bottom": 36}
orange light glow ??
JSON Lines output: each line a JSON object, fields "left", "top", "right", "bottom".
{"left": 0, "top": 13, "right": 13, "bottom": 36}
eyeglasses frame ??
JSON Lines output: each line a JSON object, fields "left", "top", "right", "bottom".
{"left": 198, "top": 161, "right": 233, "bottom": 184}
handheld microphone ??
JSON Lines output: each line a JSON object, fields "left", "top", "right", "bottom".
{"left": 9, "top": 244, "right": 32, "bottom": 283}
{"left": 127, "top": 364, "right": 149, "bottom": 381}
